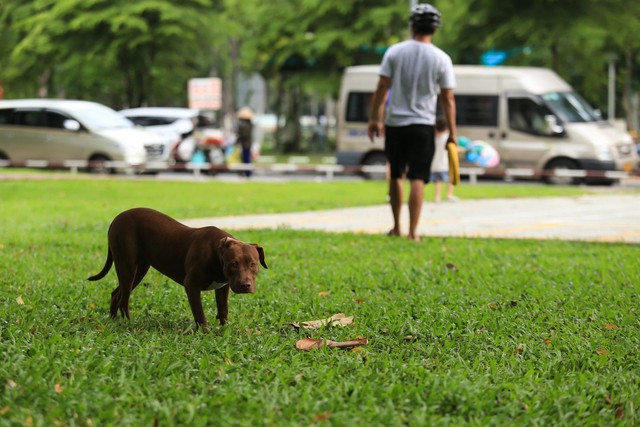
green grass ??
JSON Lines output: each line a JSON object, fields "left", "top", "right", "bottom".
{"left": 1, "top": 178, "right": 638, "bottom": 426}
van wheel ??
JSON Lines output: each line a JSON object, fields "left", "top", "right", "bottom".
{"left": 544, "top": 158, "right": 581, "bottom": 185}
{"left": 88, "top": 155, "right": 113, "bottom": 175}
{"left": 362, "top": 152, "right": 387, "bottom": 180}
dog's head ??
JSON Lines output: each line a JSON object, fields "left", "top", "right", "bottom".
{"left": 218, "top": 236, "right": 267, "bottom": 294}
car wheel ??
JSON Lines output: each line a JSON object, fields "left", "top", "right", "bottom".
{"left": 362, "top": 152, "right": 387, "bottom": 180}
{"left": 88, "top": 155, "right": 113, "bottom": 175}
{"left": 544, "top": 158, "right": 581, "bottom": 185}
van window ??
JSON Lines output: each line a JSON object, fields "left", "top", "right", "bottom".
{"left": 45, "top": 111, "right": 72, "bottom": 129}
{"left": 13, "top": 110, "right": 46, "bottom": 127}
{"left": 455, "top": 95, "right": 499, "bottom": 127}
{"left": 0, "top": 109, "right": 12, "bottom": 125}
{"left": 345, "top": 92, "right": 372, "bottom": 123}
{"left": 508, "top": 97, "right": 552, "bottom": 136}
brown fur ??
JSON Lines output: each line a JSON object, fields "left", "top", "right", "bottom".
{"left": 88, "top": 207, "right": 267, "bottom": 327}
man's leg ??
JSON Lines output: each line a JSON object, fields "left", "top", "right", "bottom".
{"left": 408, "top": 179, "right": 425, "bottom": 241}
{"left": 388, "top": 177, "right": 403, "bottom": 236}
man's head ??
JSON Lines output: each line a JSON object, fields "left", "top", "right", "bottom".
{"left": 410, "top": 3, "right": 441, "bottom": 36}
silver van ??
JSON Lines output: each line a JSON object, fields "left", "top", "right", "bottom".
{"left": 336, "top": 65, "right": 637, "bottom": 184}
{"left": 0, "top": 99, "right": 170, "bottom": 172}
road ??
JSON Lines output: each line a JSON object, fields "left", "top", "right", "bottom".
{"left": 182, "top": 193, "right": 640, "bottom": 243}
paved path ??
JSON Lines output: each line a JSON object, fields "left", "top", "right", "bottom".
{"left": 182, "top": 194, "right": 640, "bottom": 243}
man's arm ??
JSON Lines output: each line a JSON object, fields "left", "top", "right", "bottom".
{"left": 367, "top": 75, "right": 391, "bottom": 143}
{"left": 440, "top": 88, "right": 457, "bottom": 144}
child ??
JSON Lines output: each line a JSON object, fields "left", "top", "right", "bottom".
{"left": 430, "top": 116, "right": 459, "bottom": 203}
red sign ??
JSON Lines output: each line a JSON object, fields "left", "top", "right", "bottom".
{"left": 188, "top": 78, "right": 222, "bottom": 110}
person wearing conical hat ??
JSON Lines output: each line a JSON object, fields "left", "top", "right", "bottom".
{"left": 236, "top": 107, "right": 254, "bottom": 177}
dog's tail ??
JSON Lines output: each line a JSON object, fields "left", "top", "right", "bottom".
{"left": 87, "top": 248, "right": 113, "bottom": 281}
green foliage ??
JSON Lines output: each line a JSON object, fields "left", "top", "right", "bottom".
{"left": 0, "top": 179, "right": 638, "bottom": 425}
{"left": 2, "top": 0, "right": 215, "bottom": 106}
{"left": 1, "top": 0, "right": 639, "bottom": 121}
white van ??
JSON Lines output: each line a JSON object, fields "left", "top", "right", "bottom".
{"left": 0, "top": 99, "right": 171, "bottom": 173}
{"left": 336, "top": 65, "right": 637, "bottom": 184}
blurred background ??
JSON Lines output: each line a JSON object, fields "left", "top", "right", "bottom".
{"left": 1, "top": 0, "right": 638, "bottom": 154}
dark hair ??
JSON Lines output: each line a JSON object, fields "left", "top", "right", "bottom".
{"left": 412, "top": 21, "right": 437, "bottom": 36}
{"left": 435, "top": 116, "right": 447, "bottom": 132}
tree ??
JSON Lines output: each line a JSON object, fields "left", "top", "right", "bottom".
{"left": 2, "top": 0, "right": 216, "bottom": 107}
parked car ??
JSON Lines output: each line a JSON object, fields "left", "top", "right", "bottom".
{"left": 0, "top": 99, "right": 170, "bottom": 173}
{"left": 119, "top": 107, "right": 202, "bottom": 162}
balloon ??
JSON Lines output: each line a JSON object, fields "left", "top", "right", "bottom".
{"left": 458, "top": 138, "right": 500, "bottom": 168}
{"left": 470, "top": 140, "right": 500, "bottom": 168}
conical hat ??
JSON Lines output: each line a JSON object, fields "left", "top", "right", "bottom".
{"left": 237, "top": 107, "right": 254, "bottom": 120}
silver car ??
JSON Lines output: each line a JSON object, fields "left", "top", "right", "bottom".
{"left": 0, "top": 99, "right": 171, "bottom": 172}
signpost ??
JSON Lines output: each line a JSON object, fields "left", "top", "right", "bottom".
{"left": 188, "top": 78, "right": 222, "bottom": 110}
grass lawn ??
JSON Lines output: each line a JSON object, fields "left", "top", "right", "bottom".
{"left": 1, "top": 177, "right": 638, "bottom": 426}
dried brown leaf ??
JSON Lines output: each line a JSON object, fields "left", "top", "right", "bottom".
{"left": 544, "top": 338, "right": 552, "bottom": 346}
{"left": 0, "top": 406, "right": 9, "bottom": 415}
{"left": 515, "top": 343, "right": 526, "bottom": 354}
{"left": 318, "top": 291, "right": 330, "bottom": 296}
{"left": 16, "top": 295, "right": 24, "bottom": 305}
{"left": 313, "top": 412, "right": 332, "bottom": 422}
{"left": 445, "top": 262, "right": 458, "bottom": 271}
{"left": 54, "top": 384, "right": 63, "bottom": 394}
{"left": 596, "top": 348, "right": 608, "bottom": 356}
{"left": 604, "top": 323, "right": 619, "bottom": 330}
{"left": 6, "top": 380, "right": 17, "bottom": 388}
{"left": 615, "top": 406, "right": 625, "bottom": 419}
{"left": 295, "top": 338, "right": 324, "bottom": 351}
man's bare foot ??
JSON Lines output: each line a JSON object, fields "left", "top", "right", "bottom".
{"left": 407, "top": 234, "right": 421, "bottom": 242}
{"left": 387, "top": 228, "right": 401, "bottom": 237}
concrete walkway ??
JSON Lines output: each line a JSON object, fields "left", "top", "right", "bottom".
{"left": 182, "top": 194, "right": 640, "bottom": 243}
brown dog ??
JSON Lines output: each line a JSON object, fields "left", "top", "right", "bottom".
{"left": 88, "top": 207, "right": 267, "bottom": 327}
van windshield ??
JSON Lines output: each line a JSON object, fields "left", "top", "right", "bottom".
{"left": 71, "top": 105, "right": 134, "bottom": 131}
{"left": 540, "top": 92, "right": 601, "bottom": 123}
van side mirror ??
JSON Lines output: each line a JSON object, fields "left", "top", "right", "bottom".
{"left": 544, "top": 115, "right": 564, "bottom": 136}
{"left": 63, "top": 119, "right": 81, "bottom": 131}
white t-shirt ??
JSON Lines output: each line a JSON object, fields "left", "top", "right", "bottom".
{"left": 431, "top": 131, "right": 450, "bottom": 172}
{"left": 380, "top": 40, "right": 455, "bottom": 126}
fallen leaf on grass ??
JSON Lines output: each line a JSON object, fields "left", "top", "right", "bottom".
{"left": 313, "top": 412, "right": 332, "bottom": 422}
{"left": 445, "top": 262, "right": 458, "bottom": 272}
{"left": 544, "top": 338, "right": 552, "bottom": 346}
{"left": 54, "top": 384, "right": 63, "bottom": 394}
{"left": 6, "top": 380, "right": 17, "bottom": 388}
{"left": 615, "top": 407, "right": 625, "bottom": 419}
{"left": 16, "top": 296, "right": 24, "bottom": 305}
{"left": 0, "top": 406, "right": 9, "bottom": 415}
{"left": 318, "top": 291, "right": 330, "bottom": 296}
{"left": 514, "top": 343, "right": 526, "bottom": 354}
{"left": 604, "top": 323, "right": 619, "bottom": 330}
{"left": 595, "top": 348, "right": 608, "bottom": 356}
{"left": 295, "top": 338, "right": 369, "bottom": 351}
{"left": 292, "top": 313, "right": 353, "bottom": 330}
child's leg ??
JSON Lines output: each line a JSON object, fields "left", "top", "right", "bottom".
{"left": 434, "top": 180, "right": 442, "bottom": 203}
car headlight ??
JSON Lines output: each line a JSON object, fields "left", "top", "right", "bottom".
{"left": 595, "top": 143, "right": 613, "bottom": 161}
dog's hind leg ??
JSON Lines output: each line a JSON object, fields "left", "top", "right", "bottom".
{"left": 110, "top": 263, "right": 149, "bottom": 319}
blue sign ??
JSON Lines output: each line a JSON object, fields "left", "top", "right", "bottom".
{"left": 481, "top": 49, "right": 507, "bottom": 66}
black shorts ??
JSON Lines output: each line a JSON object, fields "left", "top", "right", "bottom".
{"left": 385, "top": 124, "right": 436, "bottom": 182}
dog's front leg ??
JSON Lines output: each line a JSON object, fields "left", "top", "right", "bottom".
{"left": 185, "top": 286, "right": 208, "bottom": 328}
{"left": 215, "top": 285, "right": 230, "bottom": 325}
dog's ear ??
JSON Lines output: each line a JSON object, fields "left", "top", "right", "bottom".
{"left": 252, "top": 244, "right": 268, "bottom": 269}
{"left": 218, "top": 236, "right": 237, "bottom": 256}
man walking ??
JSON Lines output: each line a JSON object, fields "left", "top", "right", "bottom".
{"left": 367, "top": 3, "right": 457, "bottom": 242}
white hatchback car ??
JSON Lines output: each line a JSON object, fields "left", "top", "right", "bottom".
{"left": 0, "top": 99, "right": 171, "bottom": 172}
{"left": 119, "top": 107, "right": 201, "bottom": 162}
